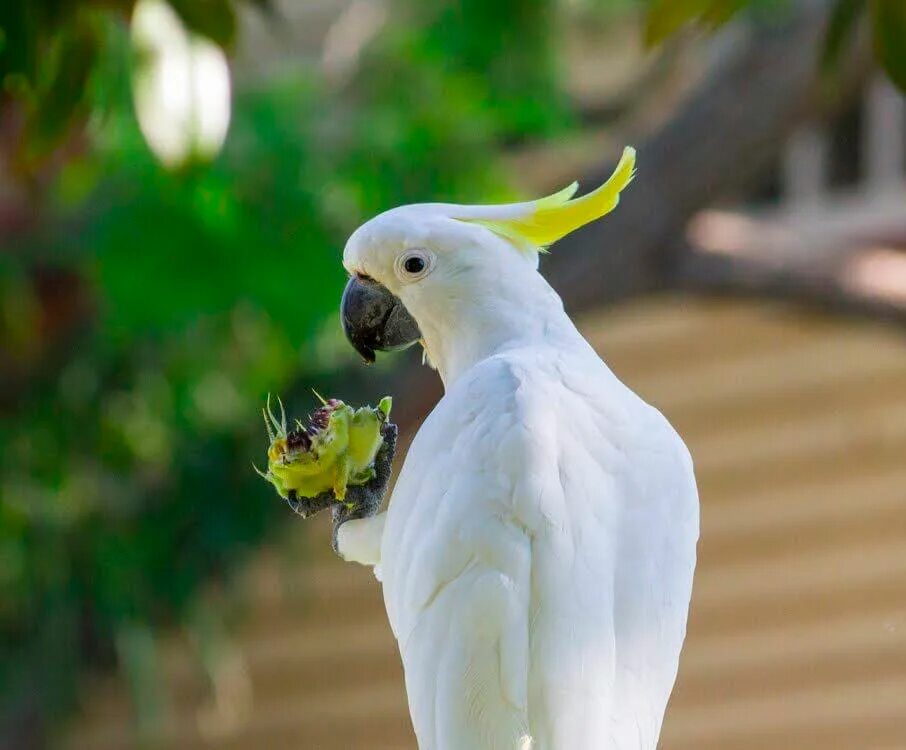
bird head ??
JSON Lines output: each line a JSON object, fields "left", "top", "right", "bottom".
{"left": 340, "top": 146, "right": 636, "bottom": 370}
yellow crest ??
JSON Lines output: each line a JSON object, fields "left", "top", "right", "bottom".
{"left": 465, "top": 146, "right": 636, "bottom": 253}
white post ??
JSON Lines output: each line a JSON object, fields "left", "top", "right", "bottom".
{"left": 782, "top": 125, "right": 830, "bottom": 208}
{"left": 862, "top": 75, "right": 906, "bottom": 192}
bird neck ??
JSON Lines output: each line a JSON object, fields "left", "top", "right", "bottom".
{"left": 419, "top": 273, "right": 578, "bottom": 389}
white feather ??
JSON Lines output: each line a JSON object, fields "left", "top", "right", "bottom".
{"left": 339, "top": 200, "right": 699, "bottom": 750}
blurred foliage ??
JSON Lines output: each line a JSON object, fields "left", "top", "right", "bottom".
{"left": 868, "top": 0, "right": 906, "bottom": 91}
{"left": 3, "top": 0, "right": 901, "bottom": 743}
{"left": 0, "top": 0, "right": 268, "bottom": 161}
{"left": 644, "top": 0, "right": 906, "bottom": 91}
{"left": 0, "top": 0, "right": 564, "bottom": 742}
{"left": 405, "top": 0, "right": 570, "bottom": 137}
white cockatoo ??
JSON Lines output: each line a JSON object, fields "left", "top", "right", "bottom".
{"left": 333, "top": 147, "right": 699, "bottom": 750}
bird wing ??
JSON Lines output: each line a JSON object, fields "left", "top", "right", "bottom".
{"left": 378, "top": 356, "right": 540, "bottom": 750}
{"left": 379, "top": 348, "right": 698, "bottom": 750}
{"left": 526, "top": 349, "right": 699, "bottom": 749}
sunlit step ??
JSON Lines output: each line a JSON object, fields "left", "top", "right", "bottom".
{"left": 676, "top": 364, "right": 906, "bottom": 445}
{"left": 67, "top": 677, "right": 411, "bottom": 750}
{"left": 692, "top": 397, "right": 906, "bottom": 478}
{"left": 677, "top": 605, "right": 906, "bottom": 704}
{"left": 701, "top": 470, "right": 906, "bottom": 565}
{"left": 664, "top": 674, "right": 906, "bottom": 749}
{"left": 634, "top": 329, "right": 906, "bottom": 416}
{"left": 590, "top": 303, "right": 830, "bottom": 381}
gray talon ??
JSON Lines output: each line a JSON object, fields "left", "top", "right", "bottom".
{"left": 283, "top": 422, "right": 397, "bottom": 554}
{"left": 287, "top": 490, "right": 334, "bottom": 519}
{"left": 331, "top": 422, "right": 398, "bottom": 554}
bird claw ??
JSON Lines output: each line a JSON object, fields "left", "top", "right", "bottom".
{"left": 331, "top": 422, "right": 398, "bottom": 554}
{"left": 285, "top": 422, "right": 398, "bottom": 557}
{"left": 286, "top": 489, "right": 333, "bottom": 519}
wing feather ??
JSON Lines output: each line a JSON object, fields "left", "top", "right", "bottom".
{"left": 379, "top": 348, "right": 697, "bottom": 750}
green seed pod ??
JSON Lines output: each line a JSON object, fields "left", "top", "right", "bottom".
{"left": 257, "top": 394, "right": 392, "bottom": 503}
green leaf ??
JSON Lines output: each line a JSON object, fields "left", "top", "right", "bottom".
{"left": 821, "top": 0, "right": 866, "bottom": 73}
{"left": 25, "top": 17, "right": 100, "bottom": 156}
{"left": 871, "top": 0, "right": 906, "bottom": 92}
{"left": 644, "top": 0, "right": 748, "bottom": 46}
{"left": 700, "top": 0, "right": 749, "bottom": 28}
{"left": 167, "top": 0, "right": 237, "bottom": 49}
{"left": 644, "top": 0, "right": 710, "bottom": 46}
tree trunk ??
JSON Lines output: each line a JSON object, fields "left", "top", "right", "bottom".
{"left": 543, "top": 3, "right": 865, "bottom": 313}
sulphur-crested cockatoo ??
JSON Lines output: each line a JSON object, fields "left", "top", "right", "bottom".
{"left": 331, "top": 147, "right": 698, "bottom": 750}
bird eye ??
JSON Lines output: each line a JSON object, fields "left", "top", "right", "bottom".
{"left": 395, "top": 249, "right": 434, "bottom": 282}
{"left": 404, "top": 256, "right": 425, "bottom": 274}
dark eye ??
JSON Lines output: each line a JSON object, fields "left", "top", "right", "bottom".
{"left": 404, "top": 256, "right": 425, "bottom": 274}
{"left": 396, "top": 249, "right": 434, "bottom": 281}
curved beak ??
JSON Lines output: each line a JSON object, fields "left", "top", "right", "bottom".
{"left": 340, "top": 276, "right": 421, "bottom": 364}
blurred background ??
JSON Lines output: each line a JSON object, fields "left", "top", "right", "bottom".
{"left": 1, "top": 0, "right": 905, "bottom": 748}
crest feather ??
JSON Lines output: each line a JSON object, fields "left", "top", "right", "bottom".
{"left": 468, "top": 146, "right": 636, "bottom": 253}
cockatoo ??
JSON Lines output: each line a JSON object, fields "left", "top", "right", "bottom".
{"left": 330, "top": 147, "right": 699, "bottom": 750}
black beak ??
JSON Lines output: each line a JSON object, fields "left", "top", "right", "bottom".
{"left": 340, "top": 276, "right": 421, "bottom": 364}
